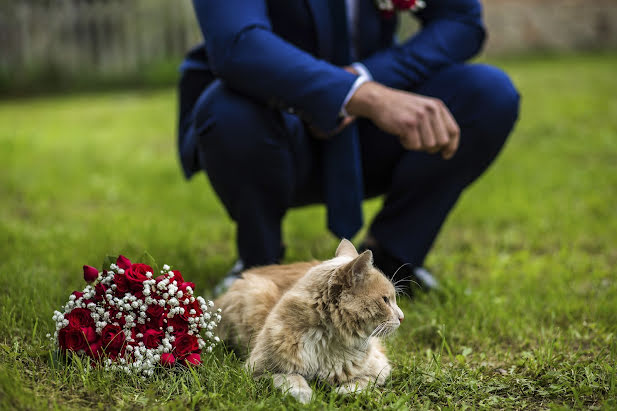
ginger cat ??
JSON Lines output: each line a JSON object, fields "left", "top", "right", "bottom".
{"left": 215, "top": 239, "right": 404, "bottom": 403}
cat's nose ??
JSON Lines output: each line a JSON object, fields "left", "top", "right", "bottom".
{"left": 396, "top": 307, "right": 404, "bottom": 323}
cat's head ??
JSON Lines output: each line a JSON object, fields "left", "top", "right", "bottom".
{"left": 323, "top": 239, "right": 404, "bottom": 340}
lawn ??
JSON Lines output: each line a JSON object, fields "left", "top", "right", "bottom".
{"left": 1, "top": 54, "right": 616, "bottom": 409}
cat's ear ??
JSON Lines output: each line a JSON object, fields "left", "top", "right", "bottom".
{"left": 350, "top": 250, "right": 373, "bottom": 286}
{"left": 335, "top": 239, "right": 359, "bottom": 258}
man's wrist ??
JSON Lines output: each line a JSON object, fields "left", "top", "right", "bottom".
{"left": 340, "top": 75, "right": 372, "bottom": 117}
{"left": 351, "top": 63, "right": 373, "bottom": 82}
{"left": 345, "top": 81, "right": 383, "bottom": 119}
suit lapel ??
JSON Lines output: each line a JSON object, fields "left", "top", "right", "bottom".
{"left": 305, "top": 0, "right": 333, "bottom": 61}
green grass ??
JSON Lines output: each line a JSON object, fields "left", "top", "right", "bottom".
{"left": 1, "top": 54, "right": 616, "bottom": 409}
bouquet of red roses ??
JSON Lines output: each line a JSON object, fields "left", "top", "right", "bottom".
{"left": 49, "top": 254, "right": 221, "bottom": 376}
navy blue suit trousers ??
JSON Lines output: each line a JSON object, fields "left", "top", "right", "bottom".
{"left": 180, "top": 63, "right": 520, "bottom": 267}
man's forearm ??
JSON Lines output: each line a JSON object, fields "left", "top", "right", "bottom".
{"left": 345, "top": 81, "right": 383, "bottom": 119}
{"left": 193, "top": 0, "right": 358, "bottom": 132}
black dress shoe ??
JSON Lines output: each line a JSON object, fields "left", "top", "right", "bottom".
{"left": 359, "top": 242, "right": 438, "bottom": 296}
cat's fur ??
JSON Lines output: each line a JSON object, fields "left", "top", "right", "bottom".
{"left": 215, "top": 239, "right": 404, "bottom": 403}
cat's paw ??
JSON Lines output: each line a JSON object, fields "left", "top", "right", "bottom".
{"left": 335, "top": 380, "right": 367, "bottom": 395}
{"left": 289, "top": 386, "right": 313, "bottom": 404}
{"left": 375, "top": 363, "right": 392, "bottom": 385}
{"left": 272, "top": 373, "right": 313, "bottom": 403}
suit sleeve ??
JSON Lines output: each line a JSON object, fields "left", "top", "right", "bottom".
{"left": 192, "top": 0, "right": 357, "bottom": 131}
{"left": 360, "top": 0, "right": 486, "bottom": 90}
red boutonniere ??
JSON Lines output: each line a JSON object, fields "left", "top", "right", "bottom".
{"left": 375, "top": 0, "right": 426, "bottom": 18}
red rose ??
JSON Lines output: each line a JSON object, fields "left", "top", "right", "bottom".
{"left": 95, "top": 283, "right": 107, "bottom": 300}
{"left": 146, "top": 302, "right": 164, "bottom": 319}
{"left": 71, "top": 291, "right": 84, "bottom": 299}
{"left": 184, "top": 353, "right": 202, "bottom": 366}
{"left": 146, "top": 315, "right": 165, "bottom": 331}
{"left": 174, "top": 333, "right": 199, "bottom": 358}
{"left": 86, "top": 339, "right": 102, "bottom": 359}
{"left": 101, "top": 324, "right": 126, "bottom": 355}
{"left": 58, "top": 326, "right": 87, "bottom": 352}
{"left": 143, "top": 329, "right": 164, "bottom": 349}
{"left": 169, "top": 316, "right": 189, "bottom": 334}
{"left": 114, "top": 272, "right": 129, "bottom": 294}
{"left": 116, "top": 255, "right": 131, "bottom": 270}
{"left": 81, "top": 326, "right": 98, "bottom": 343}
{"left": 178, "top": 281, "right": 196, "bottom": 294}
{"left": 83, "top": 265, "right": 99, "bottom": 283}
{"left": 160, "top": 353, "right": 175, "bottom": 367}
{"left": 125, "top": 263, "right": 152, "bottom": 291}
{"left": 184, "top": 300, "right": 203, "bottom": 319}
{"left": 171, "top": 270, "right": 184, "bottom": 284}
{"left": 65, "top": 308, "right": 94, "bottom": 328}
{"left": 392, "top": 0, "right": 416, "bottom": 9}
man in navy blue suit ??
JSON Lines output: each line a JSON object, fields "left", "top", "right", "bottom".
{"left": 178, "top": 0, "right": 520, "bottom": 293}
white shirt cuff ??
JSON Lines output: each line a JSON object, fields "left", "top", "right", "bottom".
{"left": 351, "top": 63, "right": 373, "bottom": 82}
{"left": 340, "top": 64, "right": 373, "bottom": 117}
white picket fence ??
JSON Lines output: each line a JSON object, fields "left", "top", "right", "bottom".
{"left": 0, "top": 0, "right": 202, "bottom": 76}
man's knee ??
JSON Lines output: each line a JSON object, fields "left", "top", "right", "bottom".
{"left": 192, "top": 81, "right": 298, "bottom": 211}
{"left": 193, "top": 80, "right": 278, "bottom": 155}
{"left": 461, "top": 64, "right": 520, "bottom": 140}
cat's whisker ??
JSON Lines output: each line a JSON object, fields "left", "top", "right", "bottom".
{"left": 390, "top": 263, "right": 413, "bottom": 284}
{"left": 376, "top": 322, "right": 392, "bottom": 338}
{"left": 394, "top": 285, "right": 406, "bottom": 295}
{"left": 395, "top": 286, "right": 413, "bottom": 299}
{"left": 369, "top": 321, "right": 387, "bottom": 341}
{"left": 362, "top": 324, "right": 385, "bottom": 349}
{"left": 391, "top": 274, "right": 413, "bottom": 289}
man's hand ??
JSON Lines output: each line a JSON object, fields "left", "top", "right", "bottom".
{"left": 345, "top": 82, "right": 460, "bottom": 159}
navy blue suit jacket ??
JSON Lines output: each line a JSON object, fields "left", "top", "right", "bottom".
{"left": 180, "top": 0, "right": 486, "bottom": 178}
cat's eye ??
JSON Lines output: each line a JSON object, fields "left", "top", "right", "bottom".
{"left": 382, "top": 296, "right": 389, "bottom": 304}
